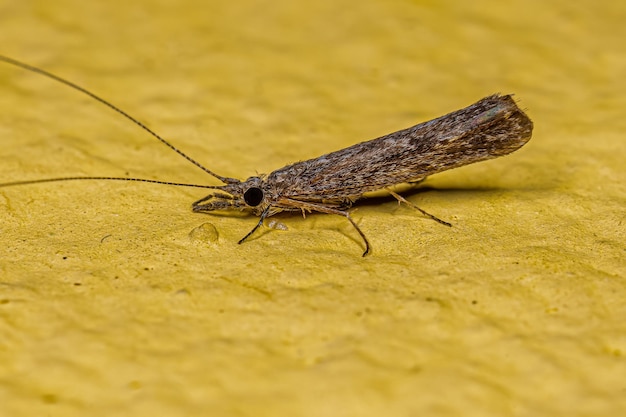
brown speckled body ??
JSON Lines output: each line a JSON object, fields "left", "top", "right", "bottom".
{"left": 265, "top": 94, "right": 531, "bottom": 205}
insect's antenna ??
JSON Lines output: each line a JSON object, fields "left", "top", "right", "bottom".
{"left": 0, "top": 176, "right": 224, "bottom": 190}
{"left": 0, "top": 54, "right": 237, "bottom": 184}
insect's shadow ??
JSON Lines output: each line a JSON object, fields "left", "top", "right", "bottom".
{"left": 354, "top": 184, "right": 509, "bottom": 209}
{"left": 192, "top": 183, "right": 514, "bottom": 246}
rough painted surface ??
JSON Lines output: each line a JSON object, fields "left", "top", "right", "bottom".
{"left": 0, "top": 1, "right": 624, "bottom": 416}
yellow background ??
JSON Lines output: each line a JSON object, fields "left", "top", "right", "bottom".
{"left": 1, "top": 1, "right": 624, "bottom": 416}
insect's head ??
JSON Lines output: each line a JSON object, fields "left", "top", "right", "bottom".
{"left": 192, "top": 175, "right": 269, "bottom": 216}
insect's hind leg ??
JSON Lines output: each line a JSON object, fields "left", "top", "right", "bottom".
{"left": 386, "top": 189, "right": 452, "bottom": 227}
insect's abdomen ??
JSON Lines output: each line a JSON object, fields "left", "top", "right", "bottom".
{"left": 268, "top": 94, "right": 533, "bottom": 199}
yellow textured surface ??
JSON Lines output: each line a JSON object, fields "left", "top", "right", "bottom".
{"left": 0, "top": 1, "right": 624, "bottom": 416}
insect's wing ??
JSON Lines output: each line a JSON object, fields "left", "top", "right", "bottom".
{"left": 267, "top": 94, "right": 532, "bottom": 200}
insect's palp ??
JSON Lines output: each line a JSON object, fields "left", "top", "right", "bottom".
{"left": 192, "top": 192, "right": 241, "bottom": 212}
{"left": 192, "top": 192, "right": 234, "bottom": 207}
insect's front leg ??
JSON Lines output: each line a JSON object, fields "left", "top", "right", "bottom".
{"left": 238, "top": 205, "right": 272, "bottom": 245}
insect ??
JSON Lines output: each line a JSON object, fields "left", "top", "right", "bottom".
{"left": 0, "top": 55, "right": 533, "bottom": 256}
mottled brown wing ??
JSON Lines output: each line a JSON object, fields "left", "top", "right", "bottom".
{"left": 266, "top": 94, "right": 533, "bottom": 200}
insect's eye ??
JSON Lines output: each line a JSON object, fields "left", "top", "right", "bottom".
{"left": 243, "top": 187, "right": 264, "bottom": 207}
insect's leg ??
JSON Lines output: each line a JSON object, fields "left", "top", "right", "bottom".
{"left": 343, "top": 211, "right": 371, "bottom": 257}
{"left": 280, "top": 199, "right": 370, "bottom": 256}
{"left": 407, "top": 177, "right": 427, "bottom": 186}
{"left": 386, "top": 189, "right": 452, "bottom": 227}
{"left": 238, "top": 205, "right": 271, "bottom": 245}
